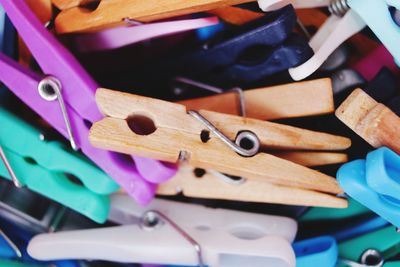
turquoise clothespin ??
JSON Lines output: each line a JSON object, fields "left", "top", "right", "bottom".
{"left": 0, "top": 259, "right": 45, "bottom": 267}
{"left": 349, "top": 0, "right": 400, "bottom": 66}
{"left": 337, "top": 225, "right": 400, "bottom": 267}
{"left": 300, "top": 198, "right": 370, "bottom": 222}
{"left": 0, "top": 107, "right": 119, "bottom": 223}
{"left": 337, "top": 147, "right": 400, "bottom": 229}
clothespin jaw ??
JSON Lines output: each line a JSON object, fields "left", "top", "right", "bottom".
{"left": 0, "top": 260, "right": 44, "bottom": 267}
{"left": 338, "top": 226, "right": 400, "bottom": 266}
{"left": 0, "top": 108, "right": 118, "bottom": 223}
{"left": 28, "top": 195, "right": 297, "bottom": 266}
{"left": 90, "top": 88, "right": 350, "bottom": 197}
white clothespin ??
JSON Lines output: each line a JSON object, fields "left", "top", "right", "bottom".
{"left": 258, "top": 0, "right": 366, "bottom": 81}
{"left": 28, "top": 194, "right": 297, "bottom": 267}
{"left": 258, "top": 0, "right": 332, "bottom": 11}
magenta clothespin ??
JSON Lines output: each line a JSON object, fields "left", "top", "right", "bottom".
{"left": 0, "top": 0, "right": 177, "bottom": 204}
{"left": 72, "top": 17, "right": 219, "bottom": 52}
{"left": 353, "top": 45, "right": 400, "bottom": 81}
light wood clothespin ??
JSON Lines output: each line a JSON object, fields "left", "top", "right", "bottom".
{"left": 90, "top": 89, "right": 350, "bottom": 197}
{"left": 208, "top": 5, "right": 264, "bottom": 25}
{"left": 157, "top": 166, "right": 348, "bottom": 208}
{"left": 336, "top": 88, "right": 400, "bottom": 154}
{"left": 53, "top": 0, "right": 256, "bottom": 33}
{"left": 178, "top": 78, "right": 334, "bottom": 120}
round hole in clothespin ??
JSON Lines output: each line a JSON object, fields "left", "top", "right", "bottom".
{"left": 126, "top": 115, "right": 157, "bottom": 135}
{"left": 193, "top": 168, "right": 206, "bottom": 178}
{"left": 229, "top": 226, "right": 266, "bottom": 240}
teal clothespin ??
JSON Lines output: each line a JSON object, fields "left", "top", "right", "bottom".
{"left": 349, "top": 0, "right": 400, "bottom": 66}
{"left": 300, "top": 198, "right": 370, "bottom": 222}
{"left": 0, "top": 259, "right": 45, "bottom": 267}
{"left": 0, "top": 107, "right": 119, "bottom": 223}
{"left": 337, "top": 226, "right": 400, "bottom": 267}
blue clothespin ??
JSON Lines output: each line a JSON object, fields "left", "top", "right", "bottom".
{"left": 183, "top": 5, "right": 313, "bottom": 84}
{"left": 294, "top": 236, "right": 338, "bottom": 267}
{"left": 0, "top": 107, "right": 119, "bottom": 223}
{"left": 348, "top": 0, "right": 400, "bottom": 66}
{"left": 337, "top": 147, "right": 400, "bottom": 228}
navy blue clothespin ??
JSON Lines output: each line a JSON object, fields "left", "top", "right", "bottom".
{"left": 294, "top": 236, "right": 338, "bottom": 267}
{"left": 181, "top": 5, "right": 313, "bottom": 84}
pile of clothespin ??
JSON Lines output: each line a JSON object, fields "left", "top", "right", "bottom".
{"left": 0, "top": 0, "right": 399, "bottom": 266}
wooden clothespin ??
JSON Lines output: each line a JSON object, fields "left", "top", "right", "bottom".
{"left": 53, "top": 0, "right": 256, "bottom": 33}
{"left": 208, "top": 5, "right": 264, "bottom": 25}
{"left": 90, "top": 89, "right": 350, "bottom": 206}
{"left": 157, "top": 166, "right": 348, "bottom": 208}
{"left": 336, "top": 88, "right": 400, "bottom": 154}
{"left": 178, "top": 78, "right": 334, "bottom": 120}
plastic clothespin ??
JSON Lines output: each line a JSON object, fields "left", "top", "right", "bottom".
{"left": 348, "top": 0, "right": 400, "bottom": 66}
{"left": 300, "top": 198, "right": 371, "bottom": 222}
{"left": 180, "top": 5, "right": 313, "bottom": 84}
{"left": 0, "top": 260, "right": 44, "bottom": 267}
{"left": 71, "top": 17, "right": 220, "bottom": 52}
{"left": 353, "top": 45, "right": 400, "bottom": 81}
{"left": 90, "top": 88, "right": 351, "bottom": 203}
{"left": 337, "top": 147, "right": 400, "bottom": 229}
{"left": 294, "top": 236, "right": 338, "bottom": 267}
{"left": 0, "top": 107, "right": 118, "bottom": 223}
{"left": 258, "top": 1, "right": 366, "bottom": 81}
{"left": 0, "top": 0, "right": 176, "bottom": 205}
{"left": 0, "top": 207, "right": 86, "bottom": 267}
{"left": 27, "top": 194, "right": 297, "bottom": 267}
{"left": 258, "top": 0, "right": 331, "bottom": 11}
{"left": 337, "top": 226, "right": 400, "bottom": 267}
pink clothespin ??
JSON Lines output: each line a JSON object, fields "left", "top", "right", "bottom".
{"left": 0, "top": 0, "right": 176, "bottom": 205}
{"left": 353, "top": 45, "right": 400, "bottom": 81}
{"left": 71, "top": 17, "right": 219, "bottom": 52}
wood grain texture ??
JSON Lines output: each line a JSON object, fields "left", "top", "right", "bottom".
{"left": 51, "top": 0, "right": 96, "bottom": 10}
{"left": 336, "top": 89, "right": 400, "bottom": 154}
{"left": 157, "top": 166, "right": 348, "bottom": 208}
{"left": 95, "top": 88, "right": 350, "bottom": 151}
{"left": 90, "top": 89, "right": 347, "bottom": 194}
{"left": 271, "top": 151, "right": 348, "bottom": 167}
{"left": 178, "top": 79, "right": 334, "bottom": 120}
{"left": 55, "top": 0, "right": 256, "bottom": 33}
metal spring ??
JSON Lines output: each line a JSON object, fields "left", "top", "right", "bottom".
{"left": 328, "top": 0, "right": 350, "bottom": 17}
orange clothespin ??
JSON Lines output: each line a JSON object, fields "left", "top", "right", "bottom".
{"left": 52, "top": 0, "right": 256, "bottom": 33}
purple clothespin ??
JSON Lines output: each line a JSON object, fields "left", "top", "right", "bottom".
{"left": 0, "top": 0, "right": 176, "bottom": 205}
{"left": 72, "top": 17, "right": 219, "bottom": 52}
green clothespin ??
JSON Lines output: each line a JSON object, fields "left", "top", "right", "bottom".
{"left": 337, "top": 226, "right": 400, "bottom": 267}
{"left": 300, "top": 198, "right": 370, "bottom": 222}
{"left": 0, "top": 259, "right": 45, "bottom": 267}
{"left": 0, "top": 107, "right": 119, "bottom": 223}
